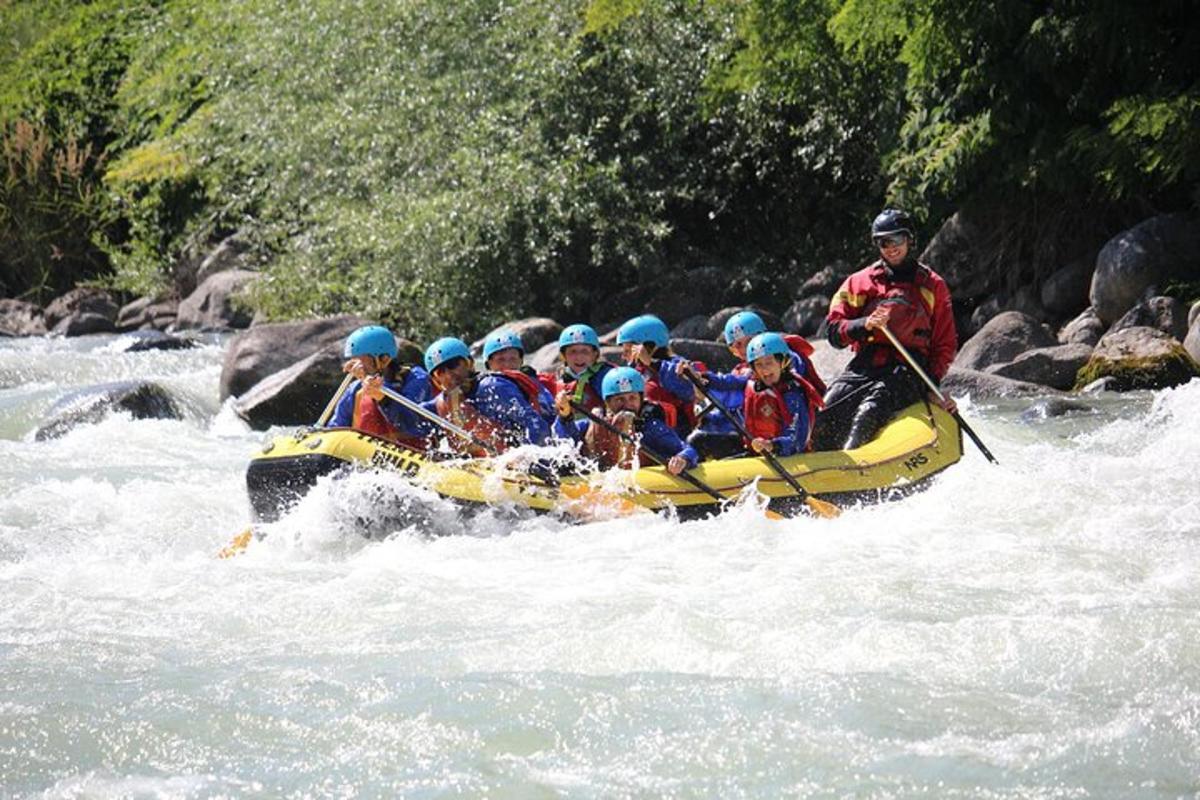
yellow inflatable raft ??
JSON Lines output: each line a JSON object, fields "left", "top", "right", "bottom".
{"left": 245, "top": 400, "right": 962, "bottom": 522}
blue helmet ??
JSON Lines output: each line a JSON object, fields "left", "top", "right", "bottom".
{"left": 722, "top": 310, "right": 767, "bottom": 345}
{"left": 344, "top": 325, "right": 398, "bottom": 359}
{"left": 482, "top": 329, "right": 524, "bottom": 361}
{"left": 745, "top": 332, "right": 790, "bottom": 363}
{"left": 558, "top": 323, "right": 600, "bottom": 351}
{"left": 616, "top": 314, "right": 669, "bottom": 348}
{"left": 424, "top": 336, "right": 471, "bottom": 373}
{"left": 601, "top": 366, "right": 646, "bottom": 399}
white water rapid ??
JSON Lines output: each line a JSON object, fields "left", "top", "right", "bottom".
{"left": 2, "top": 335, "right": 1198, "bottom": 798}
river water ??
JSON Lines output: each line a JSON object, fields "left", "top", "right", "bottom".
{"left": 1, "top": 334, "right": 1198, "bottom": 799}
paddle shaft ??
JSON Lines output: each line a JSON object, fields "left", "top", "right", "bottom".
{"left": 878, "top": 324, "right": 998, "bottom": 465}
{"left": 316, "top": 373, "right": 356, "bottom": 427}
{"left": 567, "top": 400, "right": 730, "bottom": 506}
{"left": 377, "top": 384, "right": 499, "bottom": 456}
{"left": 684, "top": 371, "right": 814, "bottom": 501}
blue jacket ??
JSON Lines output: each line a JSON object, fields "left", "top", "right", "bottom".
{"left": 695, "top": 366, "right": 751, "bottom": 434}
{"left": 554, "top": 407, "right": 699, "bottom": 468}
{"left": 328, "top": 366, "right": 433, "bottom": 436}
{"left": 424, "top": 372, "right": 550, "bottom": 446}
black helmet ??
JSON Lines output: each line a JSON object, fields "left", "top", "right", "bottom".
{"left": 871, "top": 208, "right": 915, "bottom": 240}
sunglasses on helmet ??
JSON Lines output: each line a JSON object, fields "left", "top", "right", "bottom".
{"left": 873, "top": 233, "right": 908, "bottom": 249}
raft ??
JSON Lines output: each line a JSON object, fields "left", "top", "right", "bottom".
{"left": 245, "top": 400, "right": 962, "bottom": 523}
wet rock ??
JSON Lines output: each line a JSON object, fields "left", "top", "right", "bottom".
{"left": 1020, "top": 397, "right": 1093, "bottom": 423}
{"left": 782, "top": 296, "right": 829, "bottom": 337}
{"left": 1079, "top": 376, "right": 1120, "bottom": 394}
{"left": 984, "top": 343, "right": 1094, "bottom": 391}
{"left": 669, "top": 315, "right": 710, "bottom": 340}
{"left": 116, "top": 295, "right": 178, "bottom": 332}
{"left": 52, "top": 312, "right": 117, "bottom": 337}
{"left": 174, "top": 269, "right": 258, "bottom": 332}
{"left": 1186, "top": 316, "right": 1200, "bottom": 365}
{"left": 1058, "top": 307, "right": 1105, "bottom": 347}
{"left": 953, "top": 311, "right": 1057, "bottom": 371}
{"left": 35, "top": 380, "right": 182, "bottom": 441}
{"left": 43, "top": 288, "right": 119, "bottom": 334}
{"left": 194, "top": 234, "right": 255, "bottom": 287}
{"left": 471, "top": 317, "right": 563, "bottom": 357}
{"left": 669, "top": 338, "right": 738, "bottom": 373}
{"left": 1074, "top": 326, "right": 1200, "bottom": 391}
{"left": 940, "top": 367, "right": 1057, "bottom": 400}
{"left": 234, "top": 346, "right": 345, "bottom": 429}
{"left": 220, "top": 315, "right": 369, "bottom": 400}
{"left": 969, "top": 294, "right": 1006, "bottom": 334}
{"left": 706, "top": 306, "right": 783, "bottom": 341}
{"left": 1040, "top": 257, "right": 1094, "bottom": 318}
{"left": 594, "top": 267, "right": 741, "bottom": 327}
{"left": 1109, "top": 295, "right": 1188, "bottom": 341}
{"left": 921, "top": 207, "right": 1001, "bottom": 300}
{"left": 1090, "top": 213, "right": 1200, "bottom": 324}
{"left": 0, "top": 299, "right": 47, "bottom": 336}
{"left": 797, "top": 263, "right": 847, "bottom": 300}
{"left": 1189, "top": 301, "right": 1200, "bottom": 329}
{"left": 114, "top": 330, "right": 197, "bottom": 352}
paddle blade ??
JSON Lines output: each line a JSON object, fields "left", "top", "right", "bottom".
{"left": 217, "top": 527, "right": 254, "bottom": 559}
{"left": 558, "top": 482, "right": 644, "bottom": 519}
{"left": 804, "top": 495, "right": 841, "bottom": 519}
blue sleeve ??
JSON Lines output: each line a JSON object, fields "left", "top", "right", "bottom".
{"left": 642, "top": 416, "right": 699, "bottom": 468}
{"left": 383, "top": 368, "right": 434, "bottom": 436}
{"left": 772, "top": 389, "right": 811, "bottom": 457}
{"left": 552, "top": 416, "right": 588, "bottom": 443}
{"left": 327, "top": 383, "right": 360, "bottom": 427}
{"left": 704, "top": 370, "right": 748, "bottom": 393}
{"left": 656, "top": 357, "right": 695, "bottom": 402}
{"left": 476, "top": 377, "right": 551, "bottom": 446}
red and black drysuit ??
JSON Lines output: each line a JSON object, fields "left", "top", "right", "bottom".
{"left": 811, "top": 256, "right": 957, "bottom": 450}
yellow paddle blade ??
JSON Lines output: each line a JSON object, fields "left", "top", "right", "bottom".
{"left": 804, "top": 495, "right": 841, "bottom": 519}
{"left": 217, "top": 527, "right": 254, "bottom": 559}
{"left": 558, "top": 482, "right": 644, "bottom": 518}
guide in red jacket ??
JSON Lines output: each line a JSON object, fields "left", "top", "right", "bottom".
{"left": 812, "top": 208, "right": 958, "bottom": 450}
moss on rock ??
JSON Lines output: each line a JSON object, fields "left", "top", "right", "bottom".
{"left": 1074, "top": 344, "right": 1200, "bottom": 391}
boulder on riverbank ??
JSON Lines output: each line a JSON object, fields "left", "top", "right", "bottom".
{"left": 116, "top": 295, "right": 179, "bottom": 331}
{"left": 35, "top": 380, "right": 182, "bottom": 440}
{"left": 112, "top": 330, "right": 198, "bottom": 352}
{"left": 953, "top": 311, "right": 1057, "bottom": 371}
{"left": 174, "top": 270, "right": 258, "bottom": 332}
{"left": 1074, "top": 326, "right": 1200, "bottom": 391}
{"left": 1186, "top": 315, "right": 1200, "bottom": 365}
{"left": 1058, "top": 307, "right": 1105, "bottom": 346}
{"left": 44, "top": 288, "right": 119, "bottom": 336}
{"left": 940, "top": 367, "right": 1059, "bottom": 400}
{"left": 669, "top": 338, "right": 738, "bottom": 373}
{"left": 707, "top": 306, "right": 784, "bottom": 341}
{"left": 471, "top": 317, "right": 562, "bottom": 357}
{"left": 233, "top": 346, "right": 346, "bottom": 429}
{"left": 1089, "top": 213, "right": 1200, "bottom": 325}
{"left": 0, "top": 299, "right": 47, "bottom": 337}
{"left": 220, "top": 315, "right": 369, "bottom": 400}
{"left": 984, "top": 343, "right": 1094, "bottom": 391}
{"left": 1108, "top": 295, "right": 1189, "bottom": 341}
{"left": 1040, "top": 257, "right": 1094, "bottom": 318}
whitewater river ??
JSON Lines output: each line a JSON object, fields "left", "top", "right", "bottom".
{"left": 1, "top": 334, "right": 1198, "bottom": 799}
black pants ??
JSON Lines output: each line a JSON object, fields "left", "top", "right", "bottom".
{"left": 810, "top": 362, "right": 924, "bottom": 451}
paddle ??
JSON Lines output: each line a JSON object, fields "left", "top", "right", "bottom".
{"left": 379, "top": 385, "right": 640, "bottom": 515}
{"left": 878, "top": 324, "right": 998, "bottom": 465}
{"left": 569, "top": 399, "right": 783, "bottom": 520}
{"left": 220, "top": 373, "right": 358, "bottom": 558}
{"left": 682, "top": 371, "right": 841, "bottom": 519}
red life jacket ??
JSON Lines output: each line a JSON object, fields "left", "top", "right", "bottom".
{"left": 639, "top": 360, "right": 700, "bottom": 433}
{"left": 352, "top": 385, "right": 429, "bottom": 450}
{"left": 433, "top": 370, "right": 544, "bottom": 455}
{"left": 742, "top": 372, "right": 824, "bottom": 451}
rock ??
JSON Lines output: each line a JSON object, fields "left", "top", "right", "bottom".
{"left": 233, "top": 346, "right": 346, "bottom": 429}
{"left": 669, "top": 338, "right": 738, "bottom": 373}
{"left": 173, "top": 270, "right": 258, "bottom": 332}
{"left": 670, "top": 314, "right": 710, "bottom": 340}
{"left": 782, "top": 296, "right": 830, "bottom": 337}
{"left": 395, "top": 338, "right": 424, "bottom": 367}
{"left": 593, "top": 267, "right": 741, "bottom": 326}
{"left": 35, "top": 380, "right": 182, "bottom": 441}
{"left": 194, "top": 234, "right": 255, "bottom": 286}
{"left": 116, "top": 295, "right": 178, "bottom": 332}
{"left": 1019, "top": 397, "right": 1093, "bottom": 423}
{"left": 953, "top": 311, "right": 1057, "bottom": 371}
{"left": 1109, "top": 295, "right": 1188, "bottom": 341}
{"left": 471, "top": 317, "right": 562, "bottom": 356}
{"left": 0, "top": 299, "right": 47, "bottom": 336}
{"left": 1040, "top": 257, "right": 1094, "bottom": 318}
{"left": 806, "top": 340, "right": 854, "bottom": 385}
{"left": 968, "top": 294, "right": 1006, "bottom": 334}
{"left": 920, "top": 208, "right": 1001, "bottom": 300}
{"left": 984, "top": 343, "right": 1094, "bottom": 391}
{"left": 52, "top": 312, "right": 117, "bottom": 337}
{"left": 940, "top": 367, "right": 1058, "bottom": 400}
{"left": 1079, "top": 376, "right": 1120, "bottom": 394}
{"left": 1186, "top": 317, "right": 1200, "bottom": 365}
{"left": 529, "top": 341, "right": 562, "bottom": 373}
{"left": 43, "top": 288, "right": 119, "bottom": 331}
{"left": 113, "top": 330, "right": 197, "bottom": 352}
{"left": 706, "top": 306, "right": 784, "bottom": 341}
{"left": 1010, "top": 284, "right": 1049, "bottom": 322}
{"left": 220, "top": 315, "right": 369, "bottom": 400}
{"left": 1074, "top": 326, "right": 1200, "bottom": 391}
{"left": 1089, "top": 213, "right": 1200, "bottom": 324}
{"left": 1058, "top": 307, "right": 1105, "bottom": 346}
{"left": 797, "top": 263, "right": 847, "bottom": 299}
{"left": 1190, "top": 301, "right": 1200, "bottom": 329}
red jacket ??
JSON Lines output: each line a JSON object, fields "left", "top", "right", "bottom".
{"left": 826, "top": 260, "right": 958, "bottom": 381}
